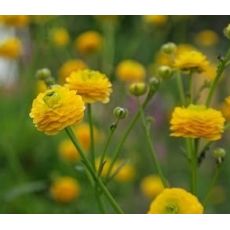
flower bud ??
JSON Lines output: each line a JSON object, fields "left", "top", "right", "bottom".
{"left": 213, "top": 148, "right": 226, "bottom": 164}
{"left": 157, "top": 65, "right": 173, "bottom": 80}
{"left": 129, "top": 82, "right": 147, "bottom": 96}
{"left": 113, "top": 107, "right": 128, "bottom": 120}
{"left": 36, "top": 68, "right": 52, "bottom": 81}
{"left": 161, "top": 42, "right": 177, "bottom": 54}
{"left": 149, "top": 77, "right": 160, "bottom": 93}
{"left": 224, "top": 24, "right": 230, "bottom": 39}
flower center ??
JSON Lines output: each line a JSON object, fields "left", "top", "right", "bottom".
{"left": 43, "top": 90, "right": 61, "bottom": 108}
{"left": 164, "top": 203, "right": 179, "bottom": 214}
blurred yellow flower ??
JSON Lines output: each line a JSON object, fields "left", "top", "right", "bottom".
{"left": 143, "top": 15, "right": 168, "bottom": 26}
{"left": 170, "top": 105, "right": 225, "bottom": 141}
{"left": 154, "top": 44, "right": 195, "bottom": 68}
{"left": 74, "top": 122, "right": 102, "bottom": 151}
{"left": 174, "top": 50, "right": 209, "bottom": 73}
{"left": 0, "top": 15, "right": 29, "bottom": 27}
{"left": 140, "top": 175, "right": 164, "bottom": 199}
{"left": 221, "top": 96, "right": 230, "bottom": 121}
{"left": 65, "top": 69, "right": 112, "bottom": 104}
{"left": 58, "top": 139, "right": 80, "bottom": 162}
{"left": 50, "top": 177, "right": 80, "bottom": 203}
{"left": 0, "top": 37, "right": 22, "bottom": 59}
{"left": 148, "top": 188, "right": 204, "bottom": 214}
{"left": 75, "top": 31, "right": 103, "bottom": 55}
{"left": 195, "top": 30, "right": 219, "bottom": 47}
{"left": 50, "top": 27, "right": 70, "bottom": 47}
{"left": 59, "top": 59, "right": 87, "bottom": 83}
{"left": 200, "top": 63, "right": 216, "bottom": 81}
{"left": 29, "top": 85, "right": 85, "bottom": 135}
{"left": 116, "top": 60, "right": 146, "bottom": 83}
{"left": 113, "top": 161, "right": 135, "bottom": 183}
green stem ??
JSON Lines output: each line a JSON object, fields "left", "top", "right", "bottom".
{"left": 87, "top": 104, "right": 95, "bottom": 169}
{"left": 203, "top": 164, "right": 221, "bottom": 206}
{"left": 205, "top": 49, "right": 230, "bottom": 107}
{"left": 138, "top": 99, "right": 168, "bottom": 187}
{"left": 98, "top": 121, "right": 118, "bottom": 176}
{"left": 65, "top": 127, "right": 124, "bottom": 214}
{"left": 102, "top": 22, "right": 115, "bottom": 78}
{"left": 189, "top": 139, "right": 197, "bottom": 195}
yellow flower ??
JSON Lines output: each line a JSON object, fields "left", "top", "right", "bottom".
{"left": 29, "top": 85, "right": 85, "bottom": 135}
{"left": 58, "top": 139, "right": 80, "bottom": 162}
{"left": 0, "top": 15, "right": 29, "bottom": 27}
{"left": 50, "top": 27, "right": 70, "bottom": 47}
{"left": 221, "top": 96, "right": 230, "bottom": 121}
{"left": 143, "top": 15, "right": 168, "bottom": 26}
{"left": 148, "top": 188, "right": 204, "bottom": 214}
{"left": 75, "top": 31, "right": 103, "bottom": 55}
{"left": 113, "top": 161, "right": 135, "bottom": 183}
{"left": 59, "top": 59, "right": 87, "bottom": 83}
{"left": 200, "top": 63, "right": 217, "bottom": 81}
{"left": 116, "top": 60, "right": 146, "bottom": 83}
{"left": 0, "top": 37, "right": 22, "bottom": 59}
{"left": 195, "top": 30, "right": 219, "bottom": 47}
{"left": 65, "top": 69, "right": 112, "bottom": 104}
{"left": 140, "top": 175, "right": 164, "bottom": 199}
{"left": 174, "top": 50, "right": 209, "bottom": 73}
{"left": 170, "top": 105, "right": 225, "bottom": 141}
{"left": 154, "top": 44, "right": 195, "bottom": 68}
{"left": 74, "top": 122, "right": 102, "bottom": 150}
{"left": 50, "top": 177, "right": 80, "bottom": 203}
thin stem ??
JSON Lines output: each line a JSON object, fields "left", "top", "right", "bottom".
{"left": 65, "top": 127, "right": 124, "bottom": 214}
{"left": 98, "top": 121, "right": 118, "bottom": 176}
{"left": 203, "top": 164, "right": 221, "bottom": 206}
{"left": 138, "top": 98, "right": 168, "bottom": 187}
{"left": 87, "top": 104, "right": 95, "bottom": 169}
{"left": 205, "top": 49, "right": 230, "bottom": 107}
{"left": 189, "top": 139, "right": 197, "bottom": 195}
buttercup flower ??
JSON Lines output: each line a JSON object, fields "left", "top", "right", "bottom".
{"left": 65, "top": 69, "right": 112, "bottom": 104}
{"left": 58, "top": 139, "right": 80, "bottom": 162}
{"left": 140, "top": 175, "right": 164, "bottom": 199}
{"left": 148, "top": 188, "right": 204, "bottom": 214}
{"left": 200, "top": 63, "right": 217, "bottom": 81}
{"left": 0, "top": 37, "right": 22, "bottom": 59}
{"left": 0, "top": 15, "right": 29, "bottom": 27}
{"left": 116, "top": 60, "right": 146, "bottom": 83}
{"left": 59, "top": 59, "right": 87, "bottom": 83}
{"left": 221, "top": 96, "right": 230, "bottom": 121}
{"left": 50, "top": 177, "right": 80, "bottom": 203}
{"left": 74, "top": 122, "right": 102, "bottom": 150}
{"left": 113, "top": 161, "right": 135, "bottom": 183}
{"left": 174, "top": 50, "right": 209, "bottom": 73}
{"left": 29, "top": 85, "right": 85, "bottom": 135}
{"left": 50, "top": 27, "right": 70, "bottom": 47}
{"left": 195, "top": 30, "right": 219, "bottom": 47}
{"left": 74, "top": 31, "right": 103, "bottom": 55}
{"left": 143, "top": 15, "right": 168, "bottom": 26}
{"left": 170, "top": 105, "right": 225, "bottom": 141}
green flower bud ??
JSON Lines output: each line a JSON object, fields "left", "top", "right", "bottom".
{"left": 158, "top": 65, "right": 173, "bottom": 80}
{"left": 213, "top": 148, "right": 226, "bottom": 159}
{"left": 36, "top": 68, "right": 52, "bottom": 81}
{"left": 161, "top": 42, "right": 177, "bottom": 54}
{"left": 149, "top": 77, "right": 160, "bottom": 93}
{"left": 129, "top": 82, "right": 147, "bottom": 96}
{"left": 113, "top": 107, "right": 128, "bottom": 120}
{"left": 213, "top": 148, "right": 226, "bottom": 164}
{"left": 224, "top": 24, "right": 230, "bottom": 39}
